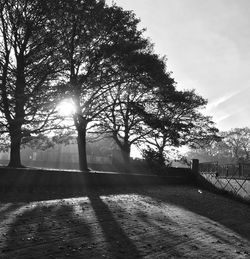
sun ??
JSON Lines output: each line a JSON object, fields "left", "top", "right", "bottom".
{"left": 56, "top": 99, "right": 76, "bottom": 116}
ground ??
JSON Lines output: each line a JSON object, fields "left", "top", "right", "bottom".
{"left": 1, "top": 185, "right": 250, "bottom": 258}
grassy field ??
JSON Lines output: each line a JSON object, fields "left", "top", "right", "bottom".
{"left": 1, "top": 185, "right": 250, "bottom": 258}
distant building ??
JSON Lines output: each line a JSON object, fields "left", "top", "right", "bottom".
{"left": 0, "top": 138, "right": 123, "bottom": 171}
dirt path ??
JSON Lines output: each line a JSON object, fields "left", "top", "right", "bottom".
{"left": 1, "top": 186, "right": 250, "bottom": 258}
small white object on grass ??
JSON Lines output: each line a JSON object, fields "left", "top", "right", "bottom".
{"left": 198, "top": 189, "right": 202, "bottom": 194}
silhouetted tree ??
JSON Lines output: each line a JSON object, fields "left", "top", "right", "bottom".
{"left": 53, "top": 0, "right": 151, "bottom": 170}
{"left": 116, "top": 85, "right": 219, "bottom": 164}
{"left": 97, "top": 53, "right": 175, "bottom": 165}
{"left": 0, "top": 0, "right": 63, "bottom": 167}
{"left": 140, "top": 89, "right": 220, "bottom": 159}
{"left": 97, "top": 83, "right": 149, "bottom": 165}
{"left": 142, "top": 146, "right": 166, "bottom": 171}
{"left": 97, "top": 50, "right": 220, "bottom": 166}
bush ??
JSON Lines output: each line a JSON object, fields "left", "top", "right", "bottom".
{"left": 142, "top": 147, "right": 166, "bottom": 172}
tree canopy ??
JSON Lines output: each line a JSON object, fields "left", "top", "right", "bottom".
{"left": 0, "top": 0, "right": 64, "bottom": 167}
{"left": 0, "top": 0, "right": 220, "bottom": 171}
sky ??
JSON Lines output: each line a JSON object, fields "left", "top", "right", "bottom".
{"left": 109, "top": 0, "right": 250, "bottom": 131}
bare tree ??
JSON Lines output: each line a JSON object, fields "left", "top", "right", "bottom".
{"left": 224, "top": 127, "right": 250, "bottom": 161}
{"left": 186, "top": 127, "right": 250, "bottom": 164}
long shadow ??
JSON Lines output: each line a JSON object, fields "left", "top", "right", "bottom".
{"left": 0, "top": 187, "right": 88, "bottom": 203}
{"left": 1, "top": 201, "right": 94, "bottom": 258}
{"left": 86, "top": 188, "right": 142, "bottom": 258}
{"left": 2, "top": 182, "right": 250, "bottom": 243}
{"left": 2, "top": 184, "right": 250, "bottom": 258}
{"left": 1, "top": 187, "right": 142, "bottom": 258}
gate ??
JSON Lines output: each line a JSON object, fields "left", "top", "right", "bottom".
{"left": 199, "top": 162, "right": 250, "bottom": 201}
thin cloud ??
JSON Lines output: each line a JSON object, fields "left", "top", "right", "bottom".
{"left": 206, "top": 91, "right": 240, "bottom": 111}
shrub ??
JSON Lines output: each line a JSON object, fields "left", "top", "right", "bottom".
{"left": 142, "top": 147, "right": 166, "bottom": 172}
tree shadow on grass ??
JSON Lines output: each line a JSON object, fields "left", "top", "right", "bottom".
{"left": 1, "top": 201, "right": 95, "bottom": 258}
{"left": 86, "top": 189, "right": 142, "bottom": 258}
{"left": 2, "top": 185, "right": 250, "bottom": 258}
{"left": 1, "top": 187, "right": 142, "bottom": 258}
{"left": 0, "top": 187, "right": 88, "bottom": 203}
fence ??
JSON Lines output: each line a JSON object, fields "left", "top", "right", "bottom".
{"left": 199, "top": 161, "right": 250, "bottom": 201}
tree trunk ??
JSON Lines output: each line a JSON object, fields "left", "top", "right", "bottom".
{"left": 74, "top": 115, "right": 89, "bottom": 171}
{"left": 121, "top": 149, "right": 130, "bottom": 164}
{"left": 77, "top": 128, "right": 88, "bottom": 171}
{"left": 7, "top": 52, "right": 25, "bottom": 168}
{"left": 8, "top": 129, "right": 23, "bottom": 168}
{"left": 121, "top": 144, "right": 131, "bottom": 172}
{"left": 158, "top": 146, "right": 165, "bottom": 166}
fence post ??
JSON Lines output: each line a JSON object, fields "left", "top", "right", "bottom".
{"left": 191, "top": 159, "right": 199, "bottom": 175}
{"left": 191, "top": 159, "right": 199, "bottom": 183}
{"left": 239, "top": 163, "right": 242, "bottom": 177}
